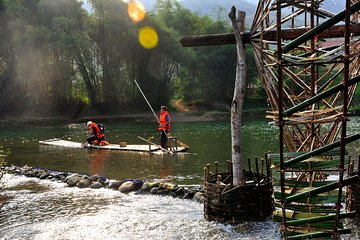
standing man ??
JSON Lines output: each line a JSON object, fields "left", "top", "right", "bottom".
{"left": 158, "top": 106, "right": 171, "bottom": 149}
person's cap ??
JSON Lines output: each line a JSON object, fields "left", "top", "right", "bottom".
{"left": 87, "top": 121, "right": 92, "bottom": 126}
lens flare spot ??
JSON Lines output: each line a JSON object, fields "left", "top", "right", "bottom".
{"left": 138, "top": 26, "right": 158, "bottom": 49}
{"left": 128, "top": 1, "right": 146, "bottom": 22}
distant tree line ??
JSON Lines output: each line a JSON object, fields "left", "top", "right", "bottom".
{"left": 0, "top": 0, "right": 265, "bottom": 118}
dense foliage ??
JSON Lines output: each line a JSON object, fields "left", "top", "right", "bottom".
{"left": 0, "top": 0, "right": 265, "bottom": 118}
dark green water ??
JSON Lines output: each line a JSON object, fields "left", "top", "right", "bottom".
{"left": 1, "top": 119, "right": 278, "bottom": 184}
{"left": 1, "top": 117, "right": 359, "bottom": 240}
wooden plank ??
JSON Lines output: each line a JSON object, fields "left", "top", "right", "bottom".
{"left": 180, "top": 25, "right": 360, "bottom": 47}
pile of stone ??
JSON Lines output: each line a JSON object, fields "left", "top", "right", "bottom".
{"left": 2, "top": 165, "right": 205, "bottom": 203}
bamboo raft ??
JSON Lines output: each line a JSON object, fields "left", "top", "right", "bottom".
{"left": 39, "top": 139, "right": 189, "bottom": 154}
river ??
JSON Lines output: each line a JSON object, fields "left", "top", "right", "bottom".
{"left": 0, "top": 117, "right": 359, "bottom": 239}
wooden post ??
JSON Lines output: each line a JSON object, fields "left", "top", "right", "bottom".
{"left": 229, "top": 7, "right": 247, "bottom": 186}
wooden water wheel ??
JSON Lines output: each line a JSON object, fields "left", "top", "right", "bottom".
{"left": 181, "top": 0, "right": 360, "bottom": 238}
{"left": 251, "top": 1, "right": 360, "bottom": 238}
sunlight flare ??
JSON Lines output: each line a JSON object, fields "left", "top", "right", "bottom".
{"left": 138, "top": 26, "right": 158, "bottom": 49}
{"left": 128, "top": 1, "right": 146, "bottom": 22}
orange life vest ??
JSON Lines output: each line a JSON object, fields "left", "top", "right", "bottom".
{"left": 89, "top": 122, "right": 104, "bottom": 139}
{"left": 158, "top": 111, "right": 171, "bottom": 131}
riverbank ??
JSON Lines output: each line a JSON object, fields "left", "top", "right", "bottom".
{"left": 0, "top": 110, "right": 268, "bottom": 126}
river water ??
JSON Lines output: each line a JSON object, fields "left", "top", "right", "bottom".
{"left": 0, "top": 117, "right": 359, "bottom": 239}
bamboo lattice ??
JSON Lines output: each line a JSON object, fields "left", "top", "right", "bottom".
{"left": 251, "top": 0, "right": 360, "bottom": 238}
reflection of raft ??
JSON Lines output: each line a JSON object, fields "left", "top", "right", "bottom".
{"left": 39, "top": 139, "right": 189, "bottom": 154}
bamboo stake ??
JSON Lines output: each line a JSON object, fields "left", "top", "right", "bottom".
{"left": 255, "top": 157, "right": 260, "bottom": 184}
{"left": 206, "top": 164, "right": 211, "bottom": 182}
{"left": 247, "top": 157, "right": 252, "bottom": 175}
{"left": 214, "top": 161, "right": 218, "bottom": 178}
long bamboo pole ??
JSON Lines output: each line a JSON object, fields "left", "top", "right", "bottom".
{"left": 134, "top": 80, "right": 159, "bottom": 122}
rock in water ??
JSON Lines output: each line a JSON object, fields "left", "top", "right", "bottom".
{"left": 89, "top": 182, "right": 103, "bottom": 189}
{"left": 76, "top": 178, "right": 92, "bottom": 188}
{"left": 109, "top": 180, "right": 123, "bottom": 189}
{"left": 66, "top": 175, "right": 81, "bottom": 187}
{"left": 118, "top": 181, "right": 135, "bottom": 193}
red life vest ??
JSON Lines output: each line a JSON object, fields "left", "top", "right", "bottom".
{"left": 158, "top": 111, "right": 171, "bottom": 131}
{"left": 89, "top": 122, "right": 104, "bottom": 139}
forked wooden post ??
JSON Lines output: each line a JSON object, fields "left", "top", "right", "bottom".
{"left": 229, "top": 7, "right": 246, "bottom": 186}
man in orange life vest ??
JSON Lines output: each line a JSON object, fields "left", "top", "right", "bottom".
{"left": 158, "top": 106, "right": 171, "bottom": 149}
{"left": 86, "top": 121, "right": 105, "bottom": 145}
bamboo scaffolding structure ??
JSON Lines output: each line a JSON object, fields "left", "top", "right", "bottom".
{"left": 182, "top": 0, "right": 360, "bottom": 238}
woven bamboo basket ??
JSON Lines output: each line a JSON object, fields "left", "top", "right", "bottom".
{"left": 204, "top": 171, "right": 274, "bottom": 223}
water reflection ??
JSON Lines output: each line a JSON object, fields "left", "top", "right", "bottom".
{"left": 90, "top": 149, "right": 110, "bottom": 175}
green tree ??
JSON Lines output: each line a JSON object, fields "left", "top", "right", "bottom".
{"left": 0, "top": 0, "right": 25, "bottom": 115}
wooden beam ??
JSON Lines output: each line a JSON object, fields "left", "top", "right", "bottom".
{"left": 180, "top": 25, "right": 360, "bottom": 47}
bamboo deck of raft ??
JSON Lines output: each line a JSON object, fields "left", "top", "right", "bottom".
{"left": 39, "top": 139, "right": 189, "bottom": 154}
